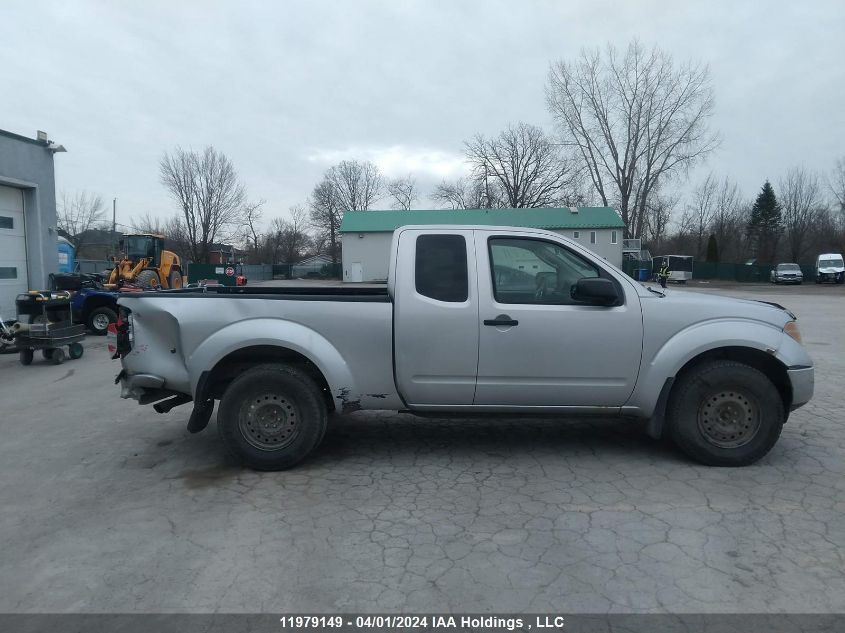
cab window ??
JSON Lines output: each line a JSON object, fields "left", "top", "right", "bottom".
{"left": 415, "top": 234, "right": 468, "bottom": 302}
{"left": 489, "top": 237, "right": 600, "bottom": 305}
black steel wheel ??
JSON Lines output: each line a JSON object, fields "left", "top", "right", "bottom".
{"left": 217, "top": 363, "right": 327, "bottom": 470}
{"left": 668, "top": 360, "right": 784, "bottom": 466}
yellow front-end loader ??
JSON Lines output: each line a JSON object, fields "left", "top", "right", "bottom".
{"left": 107, "top": 234, "right": 184, "bottom": 289}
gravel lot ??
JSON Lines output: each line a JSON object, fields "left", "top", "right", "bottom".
{"left": 0, "top": 282, "right": 843, "bottom": 614}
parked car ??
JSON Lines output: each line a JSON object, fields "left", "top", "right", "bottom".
{"left": 815, "top": 253, "right": 844, "bottom": 284}
{"left": 770, "top": 263, "right": 803, "bottom": 284}
{"left": 113, "top": 225, "right": 814, "bottom": 471}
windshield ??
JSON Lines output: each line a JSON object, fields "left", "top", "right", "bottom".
{"left": 820, "top": 258, "right": 844, "bottom": 268}
{"left": 778, "top": 264, "right": 800, "bottom": 271}
{"left": 125, "top": 237, "right": 156, "bottom": 260}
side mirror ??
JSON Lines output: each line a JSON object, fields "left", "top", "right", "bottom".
{"left": 572, "top": 277, "right": 620, "bottom": 306}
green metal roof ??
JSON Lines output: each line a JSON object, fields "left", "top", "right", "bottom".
{"left": 340, "top": 207, "right": 624, "bottom": 233}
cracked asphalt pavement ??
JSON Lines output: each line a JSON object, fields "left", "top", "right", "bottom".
{"left": 0, "top": 283, "right": 843, "bottom": 613}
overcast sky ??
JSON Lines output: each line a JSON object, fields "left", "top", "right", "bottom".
{"left": 2, "top": 0, "right": 843, "bottom": 231}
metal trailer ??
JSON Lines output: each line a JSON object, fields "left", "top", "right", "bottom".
{"left": 652, "top": 255, "right": 694, "bottom": 283}
{"left": 13, "top": 292, "right": 86, "bottom": 365}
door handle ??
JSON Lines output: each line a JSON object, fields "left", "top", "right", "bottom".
{"left": 483, "top": 315, "right": 518, "bottom": 327}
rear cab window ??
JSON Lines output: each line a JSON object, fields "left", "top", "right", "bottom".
{"left": 415, "top": 234, "right": 468, "bottom": 302}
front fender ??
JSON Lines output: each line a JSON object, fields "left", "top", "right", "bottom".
{"left": 627, "top": 318, "right": 787, "bottom": 415}
{"left": 187, "top": 318, "right": 355, "bottom": 412}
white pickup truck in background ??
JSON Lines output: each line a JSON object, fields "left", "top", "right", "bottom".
{"left": 113, "top": 225, "right": 814, "bottom": 470}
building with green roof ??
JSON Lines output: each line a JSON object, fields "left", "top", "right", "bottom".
{"left": 340, "top": 207, "right": 626, "bottom": 281}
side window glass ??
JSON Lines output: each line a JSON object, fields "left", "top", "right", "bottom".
{"left": 489, "top": 237, "right": 599, "bottom": 305}
{"left": 415, "top": 234, "right": 468, "bottom": 302}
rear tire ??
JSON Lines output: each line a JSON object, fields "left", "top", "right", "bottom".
{"left": 217, "top": 364, "right": 328, "bottom": 470}
{"left": 87, "top": 307, "right": 117, "bottom": 335}
{"left": 19, "top": 349, "right": 33, "bottom": 365}
{"left": 668, "top": 360, "right": 784, "bottom": 466}
{"left": 168, "top": 269, "right": 183, "bottom": 289}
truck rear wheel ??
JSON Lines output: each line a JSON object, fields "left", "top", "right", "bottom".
{"left": 667, "top": 360, "right": 784, "bottom": 466}
{"left": 217, "top": 363, "right": 327, "bottom": 470}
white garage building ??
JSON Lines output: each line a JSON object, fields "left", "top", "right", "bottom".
{"left": 340, "top": 207, "right": 626, "bottom": 282}
{"left": 0, "top": 129, "right": 64, "bottom": 317}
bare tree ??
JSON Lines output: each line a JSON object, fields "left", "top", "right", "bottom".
{"left": 780, "top": 166, "right": 823, "bottom": 262}
{"left": 309, "top": 178, "right": 343, "bottom": 265}
{"left": 57, "top": 191, "right": 106, "bottom": 249}
{"left": 642, "top": 190, "right": 678, "bottom": 253}
{"left": 829, "top": 157, "right": 845, "bottom": 217}
{"left": 159, "top": 146, "right": 247, "bottom": 263}
{"left": 241, "top": 200, "right": 265, "bottom": 263}
{"left": 326, "top": 160, "right": 383, "bottom": 211}
{"left": 547, "top": 40, "right": 719, "bottom": 238}
{"left": 431, "top": 176, "right": 488, "bottom": 209}
{"left": 276, "top": 205, "right": 311, "bottom": 264}
{"left": 465, "top": 122, "right": 580, "bottom": 208}
{"left": 387, "top": 175, "right": 418, "bottom": 210}
{"left": 680, "top": 173, "right": 718, "bottom": 258}
{"left": 709, "top": 176, "right": 744, "bottom": 263}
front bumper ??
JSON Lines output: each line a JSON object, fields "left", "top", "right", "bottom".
{"left": 787, "top": 366, "right": 814, "bottom": 410}
{"left": 774, "top": 276, "right": 802, "bottom": 283}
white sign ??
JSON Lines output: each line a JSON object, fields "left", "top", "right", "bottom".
{"left": 215, "top": 267, "right": 224, "bottom": 274}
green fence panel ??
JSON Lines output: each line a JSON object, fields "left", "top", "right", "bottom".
{"left": 187, "top": 263, "right": 236, "bottom": 286}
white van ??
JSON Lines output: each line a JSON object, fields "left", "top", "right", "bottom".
{"left": 815, "top": 253, "right": 844, "bottom": 284}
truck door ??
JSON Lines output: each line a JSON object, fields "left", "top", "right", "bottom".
{"left": 473, "top": 231, "right": 643, "bottom": 408}
{"left": 393, "top": 229, "right": 479, "bottom": 406}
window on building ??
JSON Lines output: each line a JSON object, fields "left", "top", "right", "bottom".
{"left": 611, "top": 230, "right": 617, "bottom": 244}
{"left": 590, "top": 231, "right": 597, "bottom": 244}
{"left": 573, "top": 231, "right": 580, "bottom": 239}
{"left": 489, "top": 237, "right": 599, "bottom": 305}
{"left": 0, "top": 267, "right": 17, "bottom": 279}
{"left": 415, "top": 234, "right": 468, "bottom": 302}
{"left": 0, "top": 216, "right": 13, "bottom": 230}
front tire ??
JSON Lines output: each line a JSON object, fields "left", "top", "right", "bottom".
{"left": 135, "top": 269, "right": 160, "bottom": 289}
{"left": 217, "top": 364, "right": 328, "bottom": 470}
{"left": 667, "top": 360, "right": 784, "bottom": 466}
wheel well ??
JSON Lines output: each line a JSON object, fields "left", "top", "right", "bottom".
{"left": 205, "top": 345, "right": 335, "bottom": 412}
{"left": 675, "top": 346, "right": 792, "bottom": 410}
{"left": 82, "top": 296, "right": 117, "bottom": 320}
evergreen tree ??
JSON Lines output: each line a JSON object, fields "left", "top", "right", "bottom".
{"left": 746, "top": 181, "right": 782, "bottom": 264}
{"left": 706, "top": 233, "right": 719, "bottom": 262}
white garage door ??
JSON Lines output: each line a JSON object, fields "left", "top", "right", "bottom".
{"left": 0, "top": 185, "right": 28, "bottom": 319}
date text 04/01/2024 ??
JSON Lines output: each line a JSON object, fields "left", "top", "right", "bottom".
{"left": 278, "top": 615, "right": 566, "bottom": 630}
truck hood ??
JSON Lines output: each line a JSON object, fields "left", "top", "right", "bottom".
{"left": 642, "top": 287, "right": 794, "bottom": 328}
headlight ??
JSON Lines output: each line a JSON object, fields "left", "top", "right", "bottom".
{"left": 784, "top": 321, "right": 802, "bottom": 344}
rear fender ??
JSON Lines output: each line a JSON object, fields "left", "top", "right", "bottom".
{"left": 187, "top": 318, "right": 355, "bottom": 411}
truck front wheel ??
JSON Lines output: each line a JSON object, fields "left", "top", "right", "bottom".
{"left": 667, "top": 360, "right": 784, "bottom": 466}
{"left": 217, "top": 364, "right": 328, "bottom": 470}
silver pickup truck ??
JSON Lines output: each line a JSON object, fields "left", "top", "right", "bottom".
{"left": 114, "top": 225, "right": 814, "bottom": 470}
